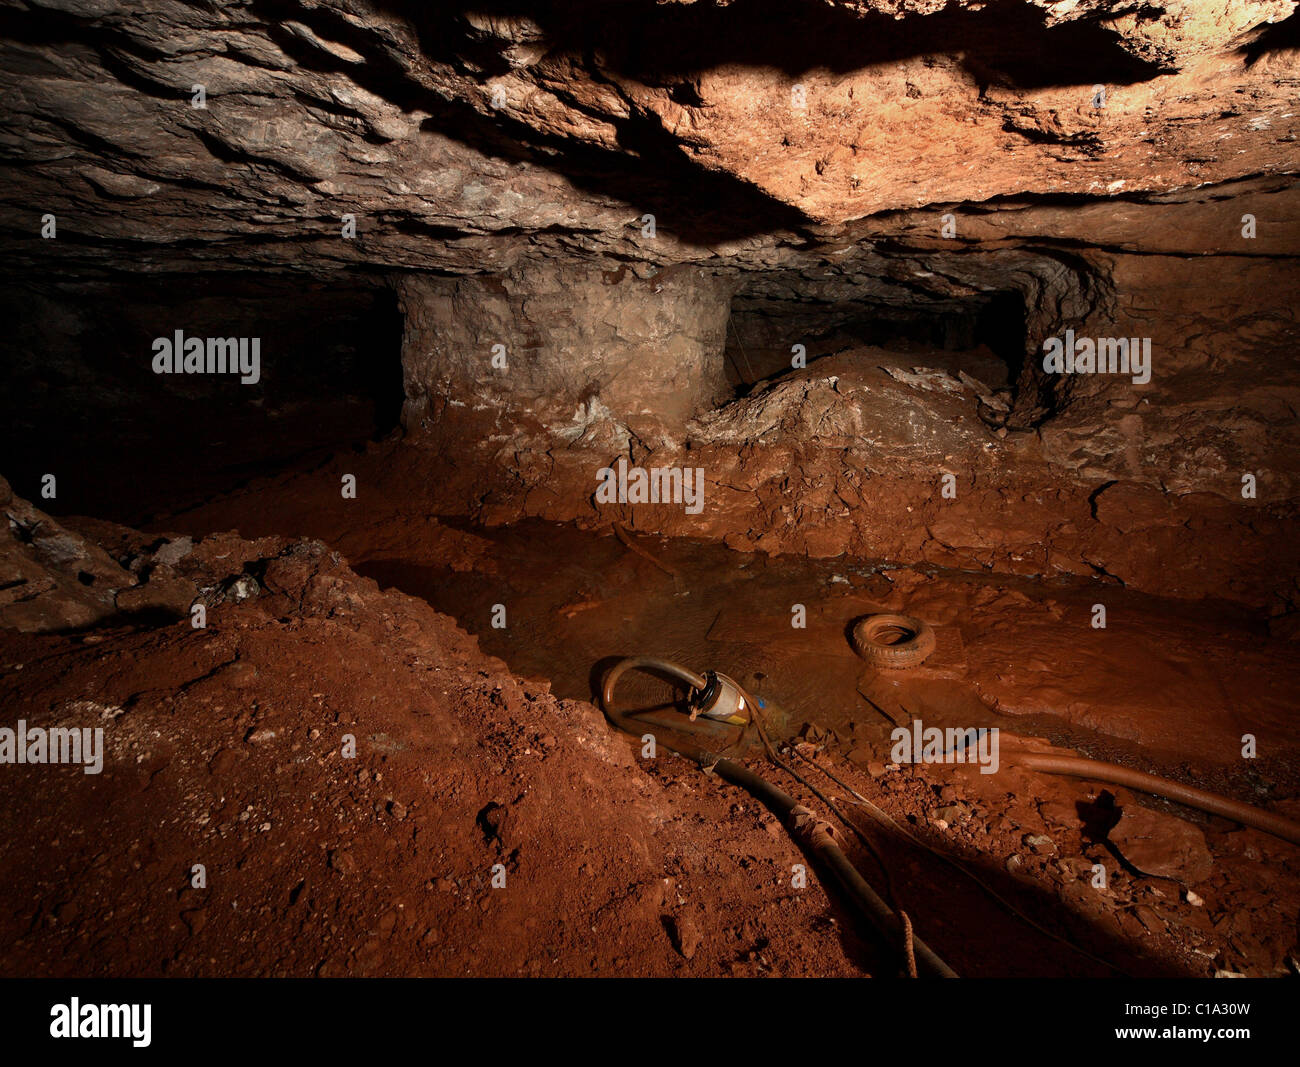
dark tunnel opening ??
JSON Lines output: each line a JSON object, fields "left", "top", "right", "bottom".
{"left": 0, "top": 274, "right": 405, "bottom": 524}
{"left": 722, "top": 278, "right": 1028, "bottom": 408}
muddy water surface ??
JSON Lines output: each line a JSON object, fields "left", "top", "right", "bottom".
{"left": 357, "top": 519, "right": 1300, "bottom": 799}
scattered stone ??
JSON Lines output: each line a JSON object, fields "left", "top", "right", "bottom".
{"left": 1060, "top": 855, "right": 1094, "bottom": 879}
{"left": 328, "top": 849, "right": 358, "bottom": 875}
{"left": 0, "top": 478, "right": 134, "bottom": 632}
{"left": 1037, "top": 797, "right": 1080, "bottom": 828}
{"left": 669, "top": 913, "right": 702, "bottom": 960}
{"left": 223, "top": 575, "right": 261, "bottom": 603}
{"left": 115, "top": 567, "right": 197, "bottom": 617}
{"left": 1023, "top": 832, "right": 1056, "bottom": 856}
{"left": 153, "top": 536, "right": 194, "bottom": 568}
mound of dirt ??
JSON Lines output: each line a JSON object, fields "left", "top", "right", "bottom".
{"left": 0, "top": 510, "right": 863, "bottom": 977}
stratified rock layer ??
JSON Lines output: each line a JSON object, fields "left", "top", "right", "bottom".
{"left": 1, "top": 1, "right": 1297, "bottom": 274}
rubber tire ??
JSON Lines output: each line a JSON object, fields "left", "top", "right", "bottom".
{"left": 851, "top": 613, "right": 937, "bottom": 669}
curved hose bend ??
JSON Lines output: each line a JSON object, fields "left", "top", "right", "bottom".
{"left": 601, "top": 656, "right": 707, "bottom": 709}
{"left": 1007, "top": 753, "right": 1300, "bottom": 845}
{"left": 600, "top": 656, "right": 714, "bottom": 764}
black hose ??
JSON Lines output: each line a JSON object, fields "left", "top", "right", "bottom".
{"left": 604, "top": 655, "right": 707, "bottom": 696}
{"left": 601, "top": 655, "right": 959, "bottom": 978}
{"left": 709, "top": 757, "right": 958, "bottom": 978}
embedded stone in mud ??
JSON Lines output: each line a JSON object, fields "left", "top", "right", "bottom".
{"left": 1109, "top": 805, "right": 1216, "bottom": 885}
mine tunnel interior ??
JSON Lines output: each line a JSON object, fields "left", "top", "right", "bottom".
{"left": 2, "top": 230, "right": 1299, "bottom": 983}
{"left": 1, "top": 263, "right": 1044, "bottom": 522}
{"left": 1, "top": 0, "right": 1299, "bottom": 989}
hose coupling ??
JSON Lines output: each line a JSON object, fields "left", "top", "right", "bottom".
{"left": 689, "top": 670, "right": 749, "bottom": 725}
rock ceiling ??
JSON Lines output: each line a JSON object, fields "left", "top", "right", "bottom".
{"left": 1, "top": 0, "right": 1297, "bottom": 278}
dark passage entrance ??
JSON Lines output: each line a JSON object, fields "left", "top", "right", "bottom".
{"left": 722, "top": 270, "right": 1027, "bottom": 405}
{"left": 0, "top": 273, "right": 405, "bottom": 524}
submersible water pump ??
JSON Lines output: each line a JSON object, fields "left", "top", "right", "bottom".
{"left": 689, "top": 670, "right": 749, "bottom": 725}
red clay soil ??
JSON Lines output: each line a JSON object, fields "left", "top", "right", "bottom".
{"left": 0, "top": 531, "right": 871, "bottom": 977}
{"left": 162, "top": 409, "right": 1300, "bottom": 614}
{"left": 2, "top": 480, "right": 1298, "bottom": 977}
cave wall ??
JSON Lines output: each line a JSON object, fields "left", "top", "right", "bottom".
{"left": 392, "top": 183, "right": 1300, "bottom": 610}
{"left": 0, "top": 0, "right": 1297, "bottom": 607}
{"left": 1039, "top": 252, "right": 1300, "bottom": 495}
{"left": 396, "top": 262, "right": 734, "bottom": 445}
{"left": 0, "top": 276, "right": 403, "bottom": 521}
